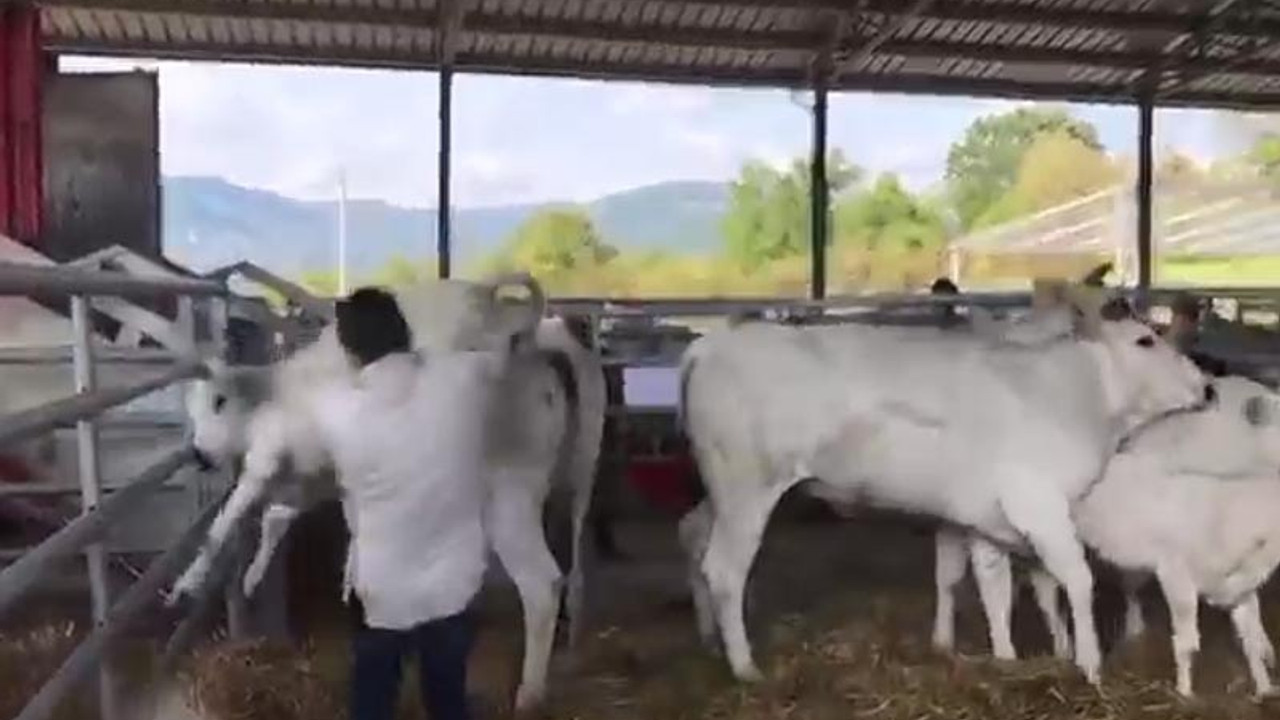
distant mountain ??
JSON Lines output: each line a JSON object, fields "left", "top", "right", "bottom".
{"left": 162, "top": 176, "right": 729, "bottom": 278}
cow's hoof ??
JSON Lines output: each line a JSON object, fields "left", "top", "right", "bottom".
{"left": 513, "top": 686, "right": 545, "bottom": 714}
{"left": 733, "top": 664, "right": 764, "bottom": 683}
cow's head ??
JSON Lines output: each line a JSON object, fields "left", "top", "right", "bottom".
{"left": 185, "top": 361, "right": 271, "bottom": 471}
{"left": 1033, "top": 265, "right": 1211, "bottom": 425}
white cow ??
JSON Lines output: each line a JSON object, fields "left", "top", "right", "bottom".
{"left": 677, "top": 279, "right": 1210, "bottom": 684}
{"left": 169, "top": 274, "right": 606, "bottom": 711}
{"left": 940, "top": 374, "right": 1280, "bottom": 697}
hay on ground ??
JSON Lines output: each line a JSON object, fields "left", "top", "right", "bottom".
{"left": 0, "top": 622, "right": 82, "bottom": 719}
{"left": 184, "top": 639, "right": 342, "bottom": 720}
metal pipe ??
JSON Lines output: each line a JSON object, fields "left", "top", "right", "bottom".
{"left": 438, "top": 64, "right": 454, "bottom": 279}
{"left": 809, "top": 75, "right": 829, "bottom": 300}
{"left": 0, "top": 361, "right": 204, "bottom": 447}
{"left": 1137, "top": 95, "right": 1155, "bottom": 293}
{"left": 14, "top": 489, "right": 226, "bottom": 720}
{"left": 0, "top": 262, "right": 225, "bottom": 298}
{"left": 0, "top": 346, "right": 181, "bottom": 365}
{"left": 0, "top": 447, "right": 193, "bottom": 617}
{"left": 160, "top": 507, "right": 251, "bottom": 667}
{"left": 70, "top": 296, "right": 119, "bottom": 720}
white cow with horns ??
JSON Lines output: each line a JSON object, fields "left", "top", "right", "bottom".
{"left": 676, "top": 270, "right": 1212, "bottom": 684}
{"left": 168, "top": 273, "right": 606, "bottom": 711}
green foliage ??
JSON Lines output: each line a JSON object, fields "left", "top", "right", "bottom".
{"left": 973, "top": 130, "right": 1118, "bottom": 229}
{"left": 299, "top": 269, "right": 340, "bottom": 297}
{"left": 367, "top": 256, "right": 437, "bottom": 289}
{"left": 1250, "top": 134, "right": 1280, "bottom": 182}
{"left": 722, "top": 151, "right": 861, "bottom": 271}
{"left": 946, "top": 107, "right": 1103, "bottom": 229}
{"left": 499, "top": 206, "right": 618, "bottom": 279}
{"left": 835, "top": 173, "right": 946, "bottom": 253}
{"left": 287, "top": 111, "right": 1280, "bottom": 300}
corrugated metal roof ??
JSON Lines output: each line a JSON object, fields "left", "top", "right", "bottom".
{"left": 35, "top": 0, "right": 1280, "bottom": 109}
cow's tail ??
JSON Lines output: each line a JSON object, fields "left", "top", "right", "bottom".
{"left": 536, "top": 317, "right": 606, "bottom": 649}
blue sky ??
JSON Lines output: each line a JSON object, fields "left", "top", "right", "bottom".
{"left": 61, "top": 55, "right": 1264, "bottom": 210}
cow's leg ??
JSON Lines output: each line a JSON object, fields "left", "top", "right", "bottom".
{"left": 564, "top": 458, "right": 597, "bottom": 650}
{"left": 242, "top": 502, "right": 300, "bottom": 598}
{"left": 1154, "top": 562, "right": 1200, "bottom": 697}
{"left": 701, "top": 477, "right": 790, "bottom": 682}
{"left": 678, "top": 500, "right": 718, "bottom": 651}
{"left": 932, "top": 528, "right": 968, "bottom": 653}
{"left": 1229, "top": 592, "right": 1274, "bottom": 696}
{"left": 489, "top": 483, "right": 563, "bottom": 712}
{"left": 1000, "top": 486, "right": 1100, "bottom": 684}
{"left": 1122, "top": 571, "right": 1147, "bottom": 641}
{"left": 1029, "top": 568, "right": 1071, "bottom": 660}
{"left": 968, "top": 535, "right": 1016, "bottom": 660}
{"left": 169, "top": 451, "right": 279, "bottom": 604}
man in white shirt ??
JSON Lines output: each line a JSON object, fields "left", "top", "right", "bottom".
{"left": 317, "top": 287, "right": 496, "bottom": 720}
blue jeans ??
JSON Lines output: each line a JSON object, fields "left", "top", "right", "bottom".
{"left": 349, "top": 599, "right": 475, "bottom": 720}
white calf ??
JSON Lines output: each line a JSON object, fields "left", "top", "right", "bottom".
{"left": 678, "top": 281, "right": 1209, "bottom": 683}
{"left": 945, "top": 375, "right": 1280, "bottom": 697}
{"left": 170, "top": 274, "right": 605, "bottom": 711}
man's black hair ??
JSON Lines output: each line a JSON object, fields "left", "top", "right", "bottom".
{"left": 334, "top": 287, "right": 412, "bottom": 367}
{"left": 930, "top": 278, "right": 958, "bottom": 295}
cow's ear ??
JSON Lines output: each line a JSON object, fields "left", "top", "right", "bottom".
{"left": 1244, "top": 395, "right": 1274, "bottom": 427}
{"left": 1080, "top": 262, "right": 1113, "bottom": 288}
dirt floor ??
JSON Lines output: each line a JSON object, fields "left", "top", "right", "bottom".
{"left": 174, "top": 503, "right": 1280, "bottom": 720}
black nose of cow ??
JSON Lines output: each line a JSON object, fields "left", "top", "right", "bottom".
{"left": 1203, "top": 382, "right": 1217, "bottom": 404}
{"left": 192, "top": 449, "right": 217, "bottom": 472}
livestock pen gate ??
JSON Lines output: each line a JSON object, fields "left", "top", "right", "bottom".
{"left": 6, "top": 1, "right": 1280, "bottom": 718}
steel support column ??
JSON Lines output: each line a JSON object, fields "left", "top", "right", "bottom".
{"left": 0, "top": 3, "right": 43, "bottom": 245}
{"left": 437, "top": 65, "right": 453, "bottom": 279}
{"left": 1136, "top": 95, "right": 1155, "bottom": 291}
{"left": 809, "top": 76, "right": 829, "bottom": 301}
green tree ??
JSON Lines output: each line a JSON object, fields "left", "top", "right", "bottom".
{"left": 835, "top": 173, "right": 947, "bottom": 253}
{"left": 973, "top": 129, "right": 1118, "bottom": 228}
{"left": 368, "top": 255, "right": 435, "bottom": 288}
{"left": 946, "top": 107, "right": 1103, "bottom": 229}
{"left": 299, "top": 269, "right": 340, "bottom": 296}
{"left": 501, "top": 207, "right": 618, "bottom": 278}
{"left": 721, "top": 150, "right": 861, "bottom": 270}
{"left": 1250, "top": 134, "right": 1280, "bottom": 182}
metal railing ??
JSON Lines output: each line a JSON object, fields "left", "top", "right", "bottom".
{"left": 0, "top": 260, "right": 240, "bottom": 720}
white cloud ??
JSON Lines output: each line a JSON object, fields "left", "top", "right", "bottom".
{"left": 609, "top": 84, "right": 714, "bottom": 117}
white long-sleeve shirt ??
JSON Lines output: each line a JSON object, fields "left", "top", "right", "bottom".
{"left": 310, "top": 350, "right": 498, "bottom": 630}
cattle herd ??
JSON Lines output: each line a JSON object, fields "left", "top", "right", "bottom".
{"left": 167, "top": 265, "right": 1280, "bottom": 708}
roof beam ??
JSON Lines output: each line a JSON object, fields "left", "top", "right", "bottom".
{"left": 834, "top": 0, "right": 930, "bottom": 79}
{"left": 1158, "top": 0, "right": 1280, "bottom": 97}
{"left": 34, "top": 0, "right": 822, "bottom": 51}
{"left": 437, "top": 0, "right": 466, "bottom": 65}
{"left": 46, "top": 33, "right": 1280, "bottom": 110}
{"left": 40, "top": 1, "right": 1280, "bottom": 78}
{"left": 652, "top": 0, "right": 1280, "bottom": 38}
{"left": 37, "top": 0, "right": 1280, "bottom": 78}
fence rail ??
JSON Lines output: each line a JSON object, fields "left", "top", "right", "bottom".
{"left": 0, "top": 259, "right": 233, "bottom": 720}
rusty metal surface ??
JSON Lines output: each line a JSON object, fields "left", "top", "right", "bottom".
{"left": 33, "top": 0, "right": 1280, "bottom": 109}
{"left": 42, "top": 71, "right": 160, "bottom": 264}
